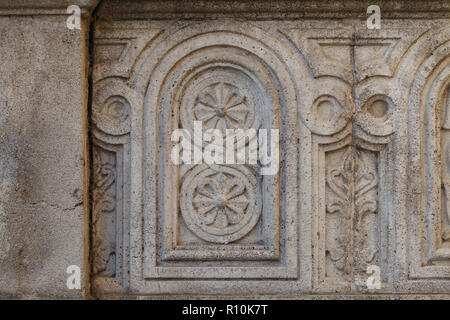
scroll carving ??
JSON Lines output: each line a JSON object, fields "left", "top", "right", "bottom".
{"left": 92, "top": 147, "right": 116, "bottom": 276}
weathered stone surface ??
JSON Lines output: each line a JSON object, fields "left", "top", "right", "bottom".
{"left": 0, "top": 1, "right": 98, "bottom": 298}
{"left": 90, "top": 0, "right": 450, "bottom": 299}
{"left": 1, "top": 0, "right": 450, "bottom": 299}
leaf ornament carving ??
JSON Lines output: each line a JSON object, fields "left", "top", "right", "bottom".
{"left": 92, "top": 149, "right": 115, "bottom": 218}
{"left": 92, "top": 148, "right": 116, "bottom": 275}
{"left": 326, "top": 147, "right": 378, "bottom": 275}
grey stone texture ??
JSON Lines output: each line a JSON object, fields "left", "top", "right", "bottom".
{"left": 2, "top": 0, "right": 450, "bottom": 299}
{"left": 0, "top": 0, "right": 98, "bottom": 298}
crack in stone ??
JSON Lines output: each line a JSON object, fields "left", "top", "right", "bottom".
{"left": 0, "top": 200, "right": 83, "bottom": 212}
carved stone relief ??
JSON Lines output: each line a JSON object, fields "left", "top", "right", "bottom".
{"left": 442, "top": 89, "right": 450, "bottom": 244}
{"left": 90, "top": 3, "right": 450, "bottom": 297}
{"left": 311, "top": 89, "right": 395, "bottom": 293}
{"left": 326, "top": 146, "right": 379, "bottom": 278}
{"left": 92, "top": 146, "right": 116, "bottom": 277}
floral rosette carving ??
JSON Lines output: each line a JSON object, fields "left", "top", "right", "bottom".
{"left": 180, "top": 165, "right": 261, "bottom": 244}
{"left": 193, "top": 82, "right": 253, "bottom": 134}
{"left": 193, "top": 173, "right": 249, "bottom": 229}
{"left": 179, "top": 69, "right": 261, "bottom": 151}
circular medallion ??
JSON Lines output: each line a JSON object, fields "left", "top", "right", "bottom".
{"left": 180, "top": 165, "right": 261, "bottom": 244}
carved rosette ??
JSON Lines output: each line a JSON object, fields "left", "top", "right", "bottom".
{"left": 193, "top": 82, "right": 254, "bottom": 134}
{"left": 93, "top": 24, "right": 296, "bottom": 285}
{"left": 180, "top": 165, "right": 261, "bottom": 244}
{"left": 178, "top": 66, "right": 262, "bottom": 154}
{"left": 176, "top": 61, "right": 267, "bottom": 244}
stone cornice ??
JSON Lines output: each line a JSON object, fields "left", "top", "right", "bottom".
{"left": 4, "top": 1, "right": 446, "bottom": 19}
{"left": 98, "top": 0, "right": 450, "bottom": 20}
{"left": 0, "top": 0, "right": 100, "bottom": 16}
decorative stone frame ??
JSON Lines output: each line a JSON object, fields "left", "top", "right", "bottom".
{"left": 89, "top": 0, "right": 450, "bottom": 298}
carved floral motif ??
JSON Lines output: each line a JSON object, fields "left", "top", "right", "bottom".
{"left": 179, "top": 78, "right": 263, "bottom": 244}
{"left": 92, "top": 148, "right": 116, "bottom": 276}
{"left": 326, "top": 146, "right": 378, "bottom": 275}
{"left": 193, "top": 82, "right": 251, "bottom": 134}
{"left": 192, "top": 172, "right": 250, "bottom": 229}
{"left": 180, "top": 165, "right": 261, "bottom": 244}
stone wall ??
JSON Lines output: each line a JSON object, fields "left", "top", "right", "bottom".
{"left": 1, "top": 0, "right": 450, "bottom": 299}
{"left": 0, "top": 0, "right": 97, "bottom": 299}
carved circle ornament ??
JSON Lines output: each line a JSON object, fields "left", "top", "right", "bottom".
{"left": 356, "top": 94, "right": 395, "bottom": 137}
{"left": 100, "top": 95, "right": 130, "bottom": 123}
{"left": 179, "top": 66, "right": 261, "bottom": 148}
{"left": 194, "top": 82, "right": 253, "bottom": 132}
{"left": 305, "top": 94, "right": 352, "bottom": 136}
{"left": 93, "top": 80, "right": 140, "bottom": 136}
{"left": 180, "top": 165, "right": 261, "bottom": 244}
